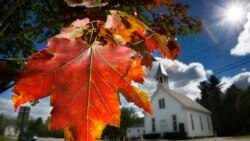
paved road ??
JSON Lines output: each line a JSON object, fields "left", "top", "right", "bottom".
{"left": 36, "top": 137, "right": 250, "bottom": 141}
{"left": 37, "top": 137, "right": 64, "bottom": 141}
{"left": 6, "top": 136, "right": 250, "bottom": 141}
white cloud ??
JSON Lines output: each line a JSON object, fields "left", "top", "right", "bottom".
{"left": 231, "top": 13, "right": 250, "bottom": 56}
{"left": 135, "top": 58, "right": 209, "bottom": 100}
{"left": 0, "top": 97, "right": 18, "bottom": 118}
{"left": 221, "top": 72, "right": 250, "bottom": 92}
{"left": 241, "top": 68, "right": 247, "bottom": 72}
{"left": 0, "top": 97, "right": 51, "bottom": 121}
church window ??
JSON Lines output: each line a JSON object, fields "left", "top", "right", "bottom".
{"left": 152, "top": 118, "right": 156, "bottom": 132}
{"left": 172, "top": 115, "right": 177, "bottom": 131}
{"left": 159, "top": 98, "right": 165, "bottom": 109}
{"left": 200, "top": 116, "right": 203, "bottom": 131}
{"left": 190, "top": 114, "right": 195, "bottom": 130}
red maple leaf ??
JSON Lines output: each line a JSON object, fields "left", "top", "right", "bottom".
{"left": 12, "top": 37, "right": 152, "bottom": 141}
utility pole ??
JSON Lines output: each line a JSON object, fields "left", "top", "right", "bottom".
{"left": 17, "top": 106, "right": 30, "bottom": 141}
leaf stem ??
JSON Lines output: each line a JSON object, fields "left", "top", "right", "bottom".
{"left": 132, "top": 34, "right": 155, "bottom": 46}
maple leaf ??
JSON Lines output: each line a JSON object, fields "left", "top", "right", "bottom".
{"left": 154, "top": 0, "right": 171, "bottom": 7}
{"left": 105, "top": 10, "right": 180, "bottom": 68}
{"left": 12, "top": 37, "right": 152, "bottom": 141}
{"left": 64, "top": 0, "right": 108, "bottom": 8}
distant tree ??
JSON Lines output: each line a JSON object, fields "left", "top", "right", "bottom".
{"left": 28, "top": 117, "right": 64, "bottom": 137}
{"left": 101, "top": 107, "right": 143, "bottom": 140}
{"left": 236, "top": 86, "right": 250, "bottom": 134}
{"left": 198, "top": 76, "right": 250, "bottom": 136}
{"left": 28, "top": 117, "right": 43, "bottom": 135}
{"left": 0, "top": 114, "right": 7, "bottom": 135}
{"left": 0, "top": 114, "right": 16, "bottom": 135}
{"left": 197, "top": 75, "right": 223, "bottom": 135}
{"left": 220, "top": 85, "right": 241, "bottom": 136}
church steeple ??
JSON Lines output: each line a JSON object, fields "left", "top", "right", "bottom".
{"left": 155, "top": 63, "right": 169, "bottom": 89}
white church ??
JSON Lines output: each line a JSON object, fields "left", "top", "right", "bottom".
{"left": 127, "top": 64, "right": 213, "bottom": 139}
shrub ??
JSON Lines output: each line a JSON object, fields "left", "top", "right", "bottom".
{"left": 163, "top": 132, "right": 186, "bottom": 139}
{"left": 143, "top": 133, "right": 161, "bottom": 139}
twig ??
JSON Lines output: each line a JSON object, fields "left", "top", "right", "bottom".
{"left": 45, "top": 0, "right": 55, "bottom": 14}
{"left": 0, "top": 19, "right": 67, "bottom": 42}
{"left": 0, "top": 58, "right": 27, "bottom": 61}
{"left": 0, "top": 83, "right": 15, "bottom": 94}
{"left": 0, "top": 0, "right": 24, "bottom": 27}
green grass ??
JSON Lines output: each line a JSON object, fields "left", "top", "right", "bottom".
{"left": 0, "top": 136, "right": 16, "bottom": 141}
{"left": 232, "top": 135, "right": 250, "bottom": 139}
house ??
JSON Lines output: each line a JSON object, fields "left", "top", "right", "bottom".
{"left": 127, "top": 63, "right": 213, "bottom": 139}
{"left": 4, "top": 126, "right": 19, "bottom": 137}
{"left": 127, "top": 124, "right": 144, "bottom": 138}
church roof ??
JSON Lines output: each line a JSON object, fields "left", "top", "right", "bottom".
{"left": 167, "top": 89, "right": 211, "bottom": 113}
{"left": 155, "top": 63, "right": 168, "bottom": 77}
{"left": 152, "top": 85, "right": 211, "bottom": 114}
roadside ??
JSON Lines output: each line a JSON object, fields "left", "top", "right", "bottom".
{"left": 0, "top": 135, "right": 16, "bottom": 141}
{"left": 2, "top": 136, "right": 250, "bottom": 141}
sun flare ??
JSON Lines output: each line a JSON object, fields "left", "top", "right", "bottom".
{"left": 225, "top": 4, "right": 244, "bottom": 23}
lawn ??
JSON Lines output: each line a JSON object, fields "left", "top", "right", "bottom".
{"left": 0, "top": 136, "right": 16, "bottom": 141}
{"left": 232, "top": 135, "right": 250, "bottom": 139}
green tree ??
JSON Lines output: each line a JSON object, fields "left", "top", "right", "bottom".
{"left": 236, "top": 86, "right": 250, "bottom": 134}
{"left": 0, "top": 114, "right": 7, "bottom": 135}
{"left": 28, "top": 117, "right": 64, "bottom": 137}
{"left": 0, "top": 0, "right": 202, "bottom": 93}
{"left": 28, "top": 117, "right": 43, "bottom": 136}
{"left": 101, "top": 107, "right": 143, "bottom": 140}
{"left": 197, "top": 75, "right": 223, "bottom": 135}
{"left": 220, "top": 85, "right": 242, "bottom": 136}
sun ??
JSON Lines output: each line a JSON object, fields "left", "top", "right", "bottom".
{"left": 224, "top": 4, "right": 245, "bottom": 23}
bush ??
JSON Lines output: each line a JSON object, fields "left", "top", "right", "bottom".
{"left": 143, "top": 133, "right": 161, "bottom": 139}
{"left": 163, "top": 132, "right": 186, "bottom": 139}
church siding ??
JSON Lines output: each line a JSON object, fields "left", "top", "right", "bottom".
{"left": 145, "top": 86, "right": 188, "bottom": 136}
{"left": 185, "top": 109, "right": 213, "bottom": 137}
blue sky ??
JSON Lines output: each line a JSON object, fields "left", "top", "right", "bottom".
{"left": 178, "top": 0, "right": 250, "bottom": 77}
{"left": 1, "top": 0, "right": 250, "bottom": 119}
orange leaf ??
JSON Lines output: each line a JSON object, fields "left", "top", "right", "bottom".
{"left": 64, "top": 0, "right": 108, "bottom": 7}
{"left": 12, "top": 37, "right": 152, "bottom": 141}
{"left": 156, "top": 35, "right": 180, "bottom": 59}
{"left": 107, "top": 11, "right": 180, "bottom": 67}
{"left": 141, "top": 54, "right": 156, "bottom": 69}
{"left": 154, "top": 0, "right": 171, "bottom": 7}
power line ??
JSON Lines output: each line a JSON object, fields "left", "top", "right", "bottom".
{"left": 213, "top": 57, "right": 250, "bottom": 73}
{"left": 214, "top": 60, "right": 250, "bottom": 75}
{"left": 181, "top": 34, "right": 239, "bottom": 62}
{"left": 173, "top": 57, "right": 250, "bottom": 88}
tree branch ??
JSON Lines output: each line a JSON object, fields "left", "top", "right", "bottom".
{"left": 0, "top": 58, "right": 27, "bottom": 61}
{"left": 0, "top": 83, "right": 15, "bottom": 94}
{"left": 0, "top": 0, "right": 25, "bottom": 27}
{"left": 0, "top": 19, "right": 68, "bottom": 42}
{"left": 45, "top": 0, "right": 55, "bottom": 14}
